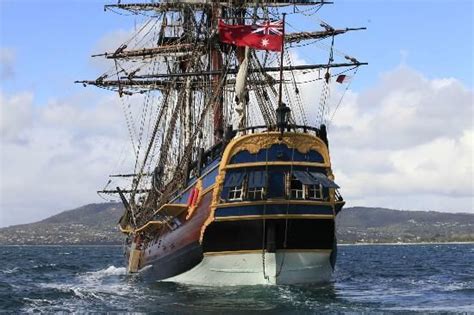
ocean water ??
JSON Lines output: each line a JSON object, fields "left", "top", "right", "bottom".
{"left": 0, "top": 244, "right": 473, "bottom": 314}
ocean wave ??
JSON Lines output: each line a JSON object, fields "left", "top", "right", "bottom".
{"left": 21, "top": 297, "right": 54, "bottom": 313}
{"left": 1, "top": 267, "right": 19, "bottom": 274}
{"left": 440, "top": 282, "right": 474, "bottom": 293}
{"left": 32, "top": 263, "right": 57, "bottom": 269}
{"left": 22, "top": 297, "right": 53, "bottom": 305}
{"left": 39, "top": 282, "right": 112, "bottom": 302}
{"left": 385, "top": 305, "right": 474, "bottom": 312}
{"left": 4, "top": 244, "right": 474, "bottom": 313}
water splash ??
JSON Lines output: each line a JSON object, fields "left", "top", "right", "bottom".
{"left": 85, "top": 266, "right": 127, "bottom": 278}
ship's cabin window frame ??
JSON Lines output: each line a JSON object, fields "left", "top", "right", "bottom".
{"left": 224, "top": 169, "right": 330, "bottom": 202}
{"left": 286, "top": 172, "right": 328, "bottom": 201}
{"left": 228, "top": 185, "right": 244, "bottom": 201}
{"left": 247, "top": 186, "right": 265, "bottom": 200}
{"left": 307, "top": 183, "right": 323, "bottom": 200}
{"left": 289, "top": 174, "right": 305, "bottom": 200}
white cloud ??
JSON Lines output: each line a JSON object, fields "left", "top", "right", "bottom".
{"left": 330, "top": 66, "right": 473, "bottom": 150}
{"left": 0, "top": 91, "right": 33, "bottom": 142}
{"left": 89, "top": 18, "right": 162, "bottom": 75}
{"left": 0, "top": 90, "right": 141, "bottom": 227}
{"left": 0, "top": 18, "right": 172, "bottom": 227}
{"left": 319, "top": 66, "right": 474, "bottom": 213}
{"left": 90, "top": 28, "right": 134, "bottom": 73}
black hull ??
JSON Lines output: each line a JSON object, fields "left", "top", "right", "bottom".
{"left": 202, "top": 219, "right": 335, "bottom": 253}
{"left": 135, "top": 218, "right": 336, "bottom": 282}
{"left": 137, "top": 241, "right": 203, "bottom": 282}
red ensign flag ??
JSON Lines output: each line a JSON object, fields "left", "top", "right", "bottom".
{"left": 336, "top": 74, "right": 351, "bottom": 84}
{"left": 218, "top": 20, "right": 284, "bottom": 52}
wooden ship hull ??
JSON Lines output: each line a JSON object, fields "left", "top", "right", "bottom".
{"left": 124, "top": 129, "right": 344, "bottom": 285}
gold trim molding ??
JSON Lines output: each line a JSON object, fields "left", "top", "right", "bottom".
{"left": 226, "top": 132, "right": 330, "bottom": 166}
{"left": 214, "top": 214, "right": 334, "bottom": 221}
{"left": 199, "top": 132, "right": 333, "bottom": 243}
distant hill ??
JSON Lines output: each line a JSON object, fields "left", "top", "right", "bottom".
{"left": 336, "top": 207, "right": 474, "bottom": 243}
{"left": 0, "top": 203, "right": 472, "bottom": 245}
{"left": 40, "top": 202, "right": 122, "bottom": 228}
{"left": 0, "top": 203, "right": 124, "bottom": 245}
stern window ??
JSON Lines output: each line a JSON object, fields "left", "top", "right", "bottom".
{"left": 290, "top": 175, "right": 304, "bottom": 199}
{"left": 248, "top": 187, "right": 265, "bottom": 200}
{"left": 228, "top": 186, "right": 243, "bottom": 201}
{"left": 307, "top": 184, "right": 323, "bottom": 200}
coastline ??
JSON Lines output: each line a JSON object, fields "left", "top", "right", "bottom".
{"left": 0, "top": 244, "right": 123, "bottom": 247}
{"left": 338, "top": 241, "right": 474, "bottom": 246}
{"left": 1, "top": 242, "right": 473, "bottom": 247}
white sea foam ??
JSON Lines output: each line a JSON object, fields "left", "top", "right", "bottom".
{"left": 90, "top": 265, "right": 127, "bottom": 277}
{"left": 40, "top": 278, "right": 135, "bottom": 301}
{"left": 138, "top": 264, "right": 152, "bottom": 273}
{"left": 72, "top": 265, "right": 138, "bottom": 299}
{"left": 22, "top": 297, "right": 54, "bottom": 312}
{"left": 22, "top": 297, "right": 52, "bottom": 305}
{"left": 71, "top": 287, "right": 103, "bottom": 300}
{"left": 1, "top": 267, "right": 19, "bottom": 274}
{"left": 32, "top": 263, "right": 57, "bottom": 269}
{"left": 39, "top": 266, "right": 127, "bottom": 294}
{"left": 78, "top": 265, "right": 127, "bottom": 282}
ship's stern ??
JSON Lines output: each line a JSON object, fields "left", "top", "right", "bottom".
{"left": 165, "top": 131, "right": 343, "bottom": 285}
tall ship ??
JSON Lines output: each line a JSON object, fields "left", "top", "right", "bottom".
{"left": 78, "top": 0, "right": 366, "bottom": 285}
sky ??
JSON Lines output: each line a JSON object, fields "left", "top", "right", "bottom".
{"left": 0, "top": 0, "right": 473, "bottom": 227}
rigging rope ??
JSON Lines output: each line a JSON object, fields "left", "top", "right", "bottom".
{"left": 329, "top": 66, "right": 359, "bottom": 124}
{"left": 317, "top": 34, "right": 335, "bottom": 125}
{"left": 285, "top": 50, "right": 307, "bottom": 126}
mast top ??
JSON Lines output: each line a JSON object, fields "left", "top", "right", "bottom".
{"left": 104, "top": 0, "right": 333, "bottom": 12}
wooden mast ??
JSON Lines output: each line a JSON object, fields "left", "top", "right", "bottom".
{"left": 278, "top": 13, "right": 286, "bottom": 108}
{"left": 211, "top": 3, "right": 224, "bottom": 142}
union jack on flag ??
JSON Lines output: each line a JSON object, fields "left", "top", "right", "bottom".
{"left": 251, "top": 20, "right": 283, "bottom": 36}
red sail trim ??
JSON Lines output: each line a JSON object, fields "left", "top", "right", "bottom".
{"left": 218, "top": 20, "right": 283, "bottom": 52}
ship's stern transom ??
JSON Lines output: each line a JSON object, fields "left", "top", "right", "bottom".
{"left": 171, "top": 131, "right": 344, "bottom": 285}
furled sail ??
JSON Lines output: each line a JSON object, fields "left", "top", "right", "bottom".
{"left": 234, "top": 47, "right": 250, "bottom": 132}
